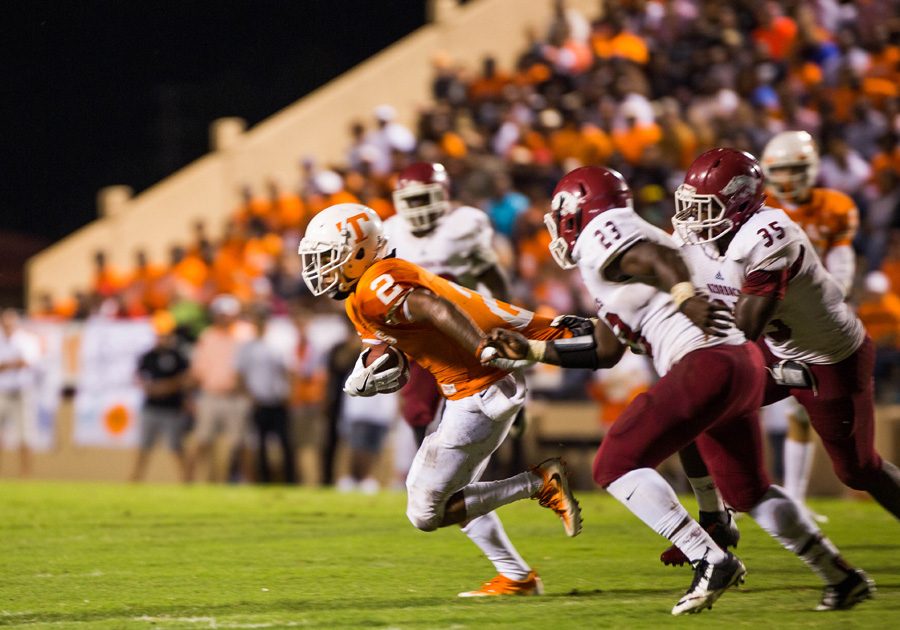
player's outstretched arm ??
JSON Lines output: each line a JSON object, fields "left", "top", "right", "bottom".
{"left": 484, "top": 318, "right": 625, "bottom": 370}
{"left": 403, "top": 288, "right": 486, "bottom": 356}
{"left": 611, "top": 241, "right": 732, "bottom": 337}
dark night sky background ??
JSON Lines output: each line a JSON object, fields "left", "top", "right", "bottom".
{"left": 2, "top": 1, "right": 426, "bottom": 242}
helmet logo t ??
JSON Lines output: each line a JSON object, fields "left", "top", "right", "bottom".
{"left": 337, "top": 212, "right": 370, "bottom": 240}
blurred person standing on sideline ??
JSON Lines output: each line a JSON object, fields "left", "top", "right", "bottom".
{"left": 0, "top": 309, "right": 40, "bottom": 476}
{"left": 336, "top": 388, "right": 398, "bottom": 494}
{"left": 321, "top": 327, "right": 359, "bottom": 485}
{"left": 236, "top": 310, "right": 297, "bottom": 484}
{"left": 186, "top": 294, "right": 250, "bottom": 482}
{"left": 130, "top": 311, "right": 190, "bottom": 482}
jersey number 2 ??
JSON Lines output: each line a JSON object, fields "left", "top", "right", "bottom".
{"left": 371, "top": 274, "right": 403, "bottom": 305}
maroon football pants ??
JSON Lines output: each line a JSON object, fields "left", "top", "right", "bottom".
{"left": 593, "top": 342, "right": 770, "bottom": 512}
{"left": 761, "top": 336, "right": 885, "bottom": 490}
{"left": 399, "top": 360, "right": 442, "bottom": 446}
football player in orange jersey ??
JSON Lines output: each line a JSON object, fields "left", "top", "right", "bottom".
{"left": 298, "top": 203, "right": 582, "bottom": 597}
{"left": 761, "top": 131, "right": 860, "bottom": 521}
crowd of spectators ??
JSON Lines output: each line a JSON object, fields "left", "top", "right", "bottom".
{"left": 23, "top": 0, "right": 900, "bottom": 482}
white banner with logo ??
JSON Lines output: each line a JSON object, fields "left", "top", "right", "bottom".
{"left": 73, "top": 318, "right": 155, "bottom": 447}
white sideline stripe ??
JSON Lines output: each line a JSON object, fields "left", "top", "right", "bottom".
{"left": 134, "top": 617, "right": 303, "bottom": 628}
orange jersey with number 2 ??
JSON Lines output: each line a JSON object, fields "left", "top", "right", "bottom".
{"left": 345, "top": 257, "right": 567, "bottom": 400}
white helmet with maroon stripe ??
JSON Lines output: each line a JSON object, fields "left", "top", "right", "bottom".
{"left": 298, "top": 204, "right": 387, "bottom": 297}
{"left": 392, "top": 162, "right": 451, "bottom": 233}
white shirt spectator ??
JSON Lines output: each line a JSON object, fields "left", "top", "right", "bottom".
{"left": 0, "top": 328, "right": 40, "bottom": 393}
{"left": 340, "top": 390, "right": 398, "bottom": 428}
{"left": 236, "top": 337, "right": 291, "bottom": 405}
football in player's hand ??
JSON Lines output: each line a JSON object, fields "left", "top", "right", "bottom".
{"left": 364, "top": 345, "right": 410, "bottom": 388}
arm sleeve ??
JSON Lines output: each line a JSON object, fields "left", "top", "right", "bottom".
{"left": 830, "top": 199, "right": 859, "bottom": 247}
{"left": 824, "top": 244, "right": 855, "bottom": 296}
{"left": 742, "top": 237, "right": 804, "bottom": 300}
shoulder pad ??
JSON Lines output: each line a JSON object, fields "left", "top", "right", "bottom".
{"left": 439, "top": 206, "right": 492, "bottom": 241}
{"left": 730, "top": 207, "right": 804, "bottom": 271}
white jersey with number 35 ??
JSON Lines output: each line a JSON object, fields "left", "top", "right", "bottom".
{"left": 572, "top": 207, "right": 744, "bottom": 376}
{"left": 384, "top": 205, "right": 497, "bottom": 287}
{"left": 676, "top": 206, "right": 865, "bottom": 364}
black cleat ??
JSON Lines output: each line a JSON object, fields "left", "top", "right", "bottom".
{"left": 661, "top": 511, "right": 740, "bottom": 567}
{"left": 817, "top": 569, "right": 875, "bottom": 611}
{"left": 672, "top": 552, "right": 746, "bottom": 615}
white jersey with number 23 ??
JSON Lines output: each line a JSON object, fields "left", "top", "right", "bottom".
{"left": 572, "top": 206, "right": 745, "bottom": 377}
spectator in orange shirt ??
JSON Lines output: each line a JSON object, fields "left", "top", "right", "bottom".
{"left": 549, "top": 111, "right": 612, "bottom": 168}
{"left": 304, "top": 170, "right": 360, "bottom": 216}
{"left": 468, "top": 56, "right": 510, "bottom": 103}
{"left": 266, "top": 178, "right": 305, "bottom": 232}
{"left": 657, "top": 98, "right": 698, "bottom": 170}
{"left": 92, "top": 250, "right": 124, "bottom": 300}
{"left": 590, "top": 9, "right": 648, "bottom": 65}
{"left": 612, "top": 99, "right": 661, "bottom": 165}
{"left": 751, "top": 2, "right": 797, "bottom": 61}
{"left": 171, "top": 245, "right": 210, "bottom": 302}
{"left": 857, "top": 271, "right": 900, "bottom": 402}
{"left": 130, "top": 249, "right": 170, "bottom": 313}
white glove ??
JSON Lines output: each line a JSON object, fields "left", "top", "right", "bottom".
{"left": 479, "top": 345, "right": 536, "bottom": 371}
{"left": 343, "top": 349, "right": 404, "bottom": 397}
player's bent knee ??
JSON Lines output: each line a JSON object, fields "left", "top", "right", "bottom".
{"left": 722, "top": 488, "right": 766, "bottom": 513}
{"left": 406, "top": 507, "right": 441, "bottom": 532}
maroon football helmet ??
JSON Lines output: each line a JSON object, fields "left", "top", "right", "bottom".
{"left": 392, "top": 162, "right": 451, "bottom": 233}
{"left": 546, "top": 166, "right": 633, "bottom": 269}
{"left": 673, "top": 148, "right": 765, "bottom": 243}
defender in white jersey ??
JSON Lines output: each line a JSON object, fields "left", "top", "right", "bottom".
{"left": 672, "top": 148, "right": 900, "bottom": 527}
{"left": 483, "top": 166, "right": 869, "bottom": 614}
{"left": 387, "top": 162, "right": 512, "bottom": 446}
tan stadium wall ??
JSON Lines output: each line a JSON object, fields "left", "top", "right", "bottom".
{"left": 26, "top": 0, "right": 598, "bottom": 307}
{"left": 6, "top": 399, "right": 900, "bottom": 494}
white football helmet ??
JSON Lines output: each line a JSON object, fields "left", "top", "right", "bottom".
{"left": 298, "top": 204, "right": 387, "bottom": 297}
{"left": 761, "top": 131, "right": 820, "bottom": 203}
{"left": 392, "top": 162, "right": 451, "bottom": 233}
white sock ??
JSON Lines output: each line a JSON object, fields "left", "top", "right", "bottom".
{"left": 461, "top": 512, "right": 531, "bottom": 581}
{"left": 749, "top": 485, "right": 848, "bottom": 585}
{"left": 784, "top": 438, "right": 815, "bottom": 501}
{"left": 607, "top": 468, "right": 726, "bottom": 565}
{"left": 687, "top": 475, "right": 726, "bottom": 513}
{"left": 462, "top": 471, "right": 543, "bottom": 520}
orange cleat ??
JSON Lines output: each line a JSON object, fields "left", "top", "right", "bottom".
{"left": 531, "top": 458, "right": 583, "bottom": 537}
{"left": 458, "top": 571, "right": 545, "bottom": 597}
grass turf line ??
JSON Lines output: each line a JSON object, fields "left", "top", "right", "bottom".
{"left": 0, "top": 482, "right": 896, "bottom": 629}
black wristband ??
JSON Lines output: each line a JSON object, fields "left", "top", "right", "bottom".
{"left": 549, "top": 335, "right": 601, "bottom": 370}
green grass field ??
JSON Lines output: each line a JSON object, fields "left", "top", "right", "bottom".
{"left": 0, "top": 483, "right": 896, "bottom": 629}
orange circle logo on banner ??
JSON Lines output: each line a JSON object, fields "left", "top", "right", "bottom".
{"left": 104, "top": 404, "right": 130, "bottom": 435}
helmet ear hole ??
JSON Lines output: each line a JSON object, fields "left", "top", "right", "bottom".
{"left": 355, "top": 247, "right": 365, "bottom": 260}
